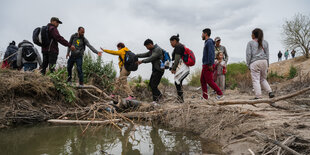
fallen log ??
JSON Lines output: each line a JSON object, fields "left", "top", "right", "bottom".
{"left": 47, "top": 119, "right": 120, "bottom": 125}
{"left": 75, "top": 84, "right": 112, "bottom": 100}
{"left": 217, "top": 86, "right": 310, "bottom": 106}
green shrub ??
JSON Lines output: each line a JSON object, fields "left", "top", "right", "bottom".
{"left": 82, "top": 51, "right": 116, "bottom": 92}
{"left": 288, "top": 65, "right": 297, "bottom": 79}
{"left": 48, "top": 68, "right": 76, "bottom": 103}
{"left": 160, "top": 77, "right": 171, "bottom": 86}
{"left": 268, "top": 71, "right": 284, "bottom": 79}
{"left": 225, "top": 62, "right": 249, "bottom": 89}
{"left": 187, "top": 68, "right": 201, "bottom": 87}
{"left": 131, "top": 75, "right": 142, "bottom": 84}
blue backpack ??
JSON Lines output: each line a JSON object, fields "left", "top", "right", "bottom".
{"left": 162, "top": 49, "right": 171, "bottom": 69}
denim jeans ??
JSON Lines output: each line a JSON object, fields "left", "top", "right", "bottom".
{"left": 67, "top": 56, "right": 83, "bottom": 84}
{"left": 24, "top": 63, "right": 37, "bottom": 71}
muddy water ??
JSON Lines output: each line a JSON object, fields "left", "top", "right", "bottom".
{"left": 0, "top": 124, "right": 223, "bottom": 155}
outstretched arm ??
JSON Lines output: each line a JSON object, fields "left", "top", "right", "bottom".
{"left": 84, "top": 38, "right": 98, "bottom": 54}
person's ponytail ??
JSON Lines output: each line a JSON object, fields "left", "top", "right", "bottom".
{"left": 170, "top": 34, "right": 180, "bottom": 42}
{"left": 252, "top": 28, "right": 264, "bottom": 49}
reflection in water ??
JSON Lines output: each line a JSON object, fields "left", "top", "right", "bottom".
{"left": 0, "top": 124, "right": 223, "bottom": 155}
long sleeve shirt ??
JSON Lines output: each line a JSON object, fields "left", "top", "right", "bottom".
{"left": 42, "top": 23, "right": 71, "bottom": 54}
{"left": 17, "top": 40, "right": 42, "bottom": 67}
{"left": 202, "top": 38, "right": 215, "bottom": 66}
{"left": 102, "top": 47, "right": 129, "bottom": 69}
{"left": 246, "top": 39, "right": 269, "bottom": 67}
{"left": 67, "top": 33, "right": 98, "bottom": 58}
{"left": 136, "top": 44, "right": 164, "bottom": 72}
{"left": 215, "top": 45, "right": 229, "bottom": 63}
{"left": 171, "top": 43, "right": 185, "bottom": 71}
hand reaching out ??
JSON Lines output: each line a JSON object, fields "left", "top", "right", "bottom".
{"left": 70, "top": 45, "right": 76, "bottom": 51}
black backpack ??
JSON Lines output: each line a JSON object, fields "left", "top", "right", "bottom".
{"left": 120, "top": 51, "right": 138, "bottom": 71}
{"left": 22, "top": 46, "right": 37, "bottom": 61}
{"left": 33, "top": 25, "right": 50, "bottom": 47}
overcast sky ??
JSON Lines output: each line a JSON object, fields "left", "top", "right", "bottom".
{"left": 1, "top": 0, "right": 309, "bottom": 82}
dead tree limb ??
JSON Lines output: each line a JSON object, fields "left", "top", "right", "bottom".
{"left": 217, "top": 86, "right": 310, "bottom": 105}
{"left": 47, "top": 119, "right": 121, "bottom": 125}
{"left": 254, "top": 131, "right": 301, "bottom": 155}
{"left": 83, "top": 89, "right": 101, "bottom": 100}
{"left": 75, "top": 84, "right": 112, "bottom": 100}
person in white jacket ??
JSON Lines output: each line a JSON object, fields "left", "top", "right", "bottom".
{"left": 17, "top": 40, "right": 42, "bottom": 71}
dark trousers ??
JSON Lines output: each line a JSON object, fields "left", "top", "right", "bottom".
{"left": 200, "top": 65, "right": 223, "bottom": 99}
{"left": 175, "top": 74, "right": 188, "bottom": 102}
{"left": 41, "top": 51, "right": 58, "bottom": 75}
{"left": 149, "top": 70, "right": 164, "bottom": 101}
{"left": 67, "top": 56, "right": 83, "bottom": 84}
{"left": 24, "top": 63, "right": 37, "bottom": 71}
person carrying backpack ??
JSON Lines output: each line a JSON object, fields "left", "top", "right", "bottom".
{"left": 66, "top": 27, "right": 99, "bottom": 87}
{"left": 170, "top": 34, "right": 190, "bottom": 103}
{"left": 3, "top": 41, "right": 18, "bottom": 69}
{"left": 137, "top": 39, "right": 164, "bottom": 103}
{"left": 16, "top": 40, "right": 42, "bottom": 71}
{"left": 40, "top": 17, "right": 75, "bottom": 75}
{"left": 101, "top": 42, "right": 135, "bottom": 100}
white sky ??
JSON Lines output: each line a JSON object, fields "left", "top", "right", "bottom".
{"left": 0, "top": 0, "right": 309, "bottom": 82}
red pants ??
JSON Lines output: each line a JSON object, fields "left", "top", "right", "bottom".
{"left": 200, "top": 65, "right": 223, "bottom": 99}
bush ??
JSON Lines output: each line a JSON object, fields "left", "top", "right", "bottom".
{"left": 187, "top": 68, "right": 201, "bottom": 87}
{"left": 225, "top": 62, "right": 250, "bottom": 90}
{"left": 48, "top": 67, "right": 76, "bottom": 103}
{"left": 160, "top": 77, "right": 172, "bottom": 86}
{"left": 82, "top": 51, "right": 116, "bottom": 92}
{"left": 288, "top": 65, "right": 297, "bottom": 79}
{"left": 268, "top": 71, "right": 284, "bottom": 83}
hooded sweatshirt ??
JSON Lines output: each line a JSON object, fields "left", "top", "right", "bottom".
{"left": 202, "top": 38, "right": 215, "bottom": 66}
{"left": 4, "top": 44, "right": 18, "bottom": 62}
{"left": 67, "top": 33, "right": 98, "bottom": 58}
{"left": 246, "top": 39, "right": 269, "bottom": 67}
{"left": 42, "top": 23, "right": 71, "bottom": 54}
{"left": 16, "top": 40, "right": 42, "bottom": 67}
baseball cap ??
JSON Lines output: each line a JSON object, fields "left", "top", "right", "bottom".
{"left": 214, "top": 37, "right": 221, "bottom": 42}
{"left": 50, "top": 17, "right": 62, "bottom": 24}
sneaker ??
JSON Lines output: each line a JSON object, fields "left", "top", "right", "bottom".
{"left": 269, "top": 92, "right": 275, "bottom": 98}
{"left": 78, "top": 82, "right": 84, "bottom": 88}
{"left": 125, "top": 96, "right": 135, "bottom": 100}
{"left": 150, "top": 101, "right": 160, "bottom": 107}
{"left": 215, "top": 95, "right": 225, "bottom": 100}
{"left": 78, "top": 84, "right": 84, "bottom": 88}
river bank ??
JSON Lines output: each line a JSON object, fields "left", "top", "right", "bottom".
{"left": 0, "top": 67, "right": 310, "bottom": 154}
